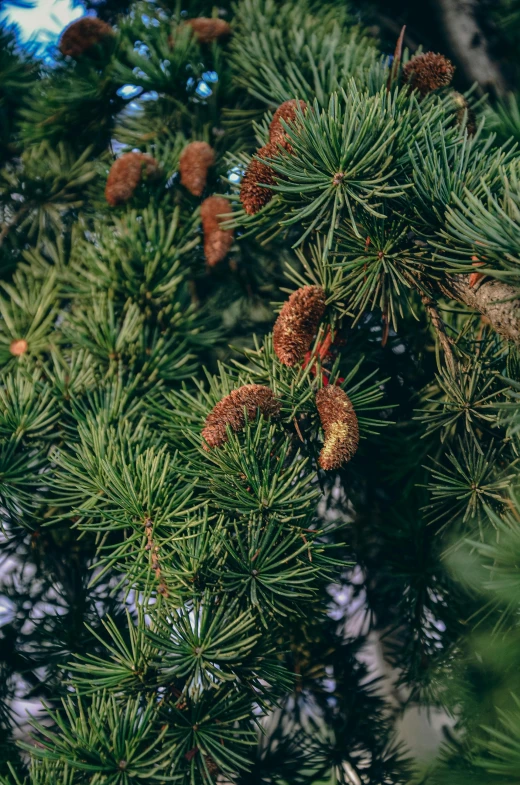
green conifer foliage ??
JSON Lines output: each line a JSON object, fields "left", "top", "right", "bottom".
{"left": 0, "top": 2, "right": 520, "bottom": 784}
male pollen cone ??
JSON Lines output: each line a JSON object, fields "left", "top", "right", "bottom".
{"left": 402, "top": 52, "right": 455, "bottom": 97}
{"left": 59, "top": 17, "right": 114, "bottom": 58}
{"left": 10, "top": 338, "right": 28, "bottom": 356}
{"left": 200, "top": 196, "right": 234, "bottom": 266}
{"left": 239, "top": 142, "right": 278, "bottom": 216}
{"left": 202, "top": 384, "right": 281, "bottom": 449}
{"left": 273, "top": 285, "right": 327, "bottom": 366}
{"left": 179, "top": 142, "right": 215, "bottom": 196}
{"left": 269, "top": 99, "right": 307, "bottom": 152}
{"left": 105, "top": 152, "right": 160, "bottom": 207}
{"left": 316, "top": 386, "right": 359, "bottom": 470}
{"left": 187, "top": 18, "right": 232, "bottom": 44}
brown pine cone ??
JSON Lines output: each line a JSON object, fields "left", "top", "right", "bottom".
{"left": 269, "top": 99, "right": 307, "bottom": 152}
{"left": 202, "top": 384, "right": 281, "bottom": 449}
{"left": 273, "top": 286, "right": 327, "bottom": 367}
{"left": 179, "top": 142, "right": 215, "bottom": 196}
{"left": 316, "top": 386, "right": 359, "bottom": 470}
{"left": 105, "top": 152, "right": 160, "bottom": 207}
{"left": 239, "top": 143, "right": 278, "bottom": 216}
{"left": 187, "top": 18, "right": 232, "bottom": 44}
{"left": 402, "top": 52, "right": 455, "bottom": 97}
{"left": 200, "top": 196, "right": 234, "bottom": 266}
{"left": 59, "top": 17, "right": 114, "bottom": 58}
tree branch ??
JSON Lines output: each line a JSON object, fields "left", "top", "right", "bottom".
{"left": 435, "top": 0, "right": 508, "bottom": 96}
{"left": 439, "top": 274, "right": 520, "bottom": 344}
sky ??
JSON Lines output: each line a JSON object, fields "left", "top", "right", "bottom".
{"left": 1, "top": 0, "right": 83, "bottom": 51}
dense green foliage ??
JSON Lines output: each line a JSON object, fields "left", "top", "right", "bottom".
{"left": 0, "top": 1, "right": 520, "bottom": 784}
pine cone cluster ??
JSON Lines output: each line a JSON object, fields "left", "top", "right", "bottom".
{"left": 316, "top": 386, "right": 359, "bottom": 470}
{"left": 200, "top": 196, "right": 234, "bottom": 266}
{"left": 402, "top": 52, "right": 455, "bottom": 97}
{"left": 59, "top": 17, "right": 114, "bottom": 58}
{"left": 187, "top": 17, "right": 232, "bottom": 44}
{"left": 105, "top": 152, "right": 160, "bottom": 207}
{"left": 202, "top": 384, "right": 281, "bottom": 449}
{"left": 179, "top": 142, "right": 215, "bottom": 196}
{"left": 273, "top": 285, "right": 326, "bottom": 366}
{"left": 240, "top": 99, "right": 307, "bottom": 215}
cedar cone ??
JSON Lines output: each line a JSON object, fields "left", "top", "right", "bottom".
{"left": 273, "top": 286, "right": 327, "bottom": 367}
{"left": 10, "top": 339, "right": 28, "bottom": 356}
{"left": 316, "top": 386, "right": 359, "bottom": 470}
{"left": 187, "top": 18, "right": 232, "bottom": 44}
{"left": 269, "top": 99, "right": 307, "bottom": 152}
{"left": 105, "top": 152, "right": 160, "bottom": 207}
{"left": 179, "top": 142, "right": 215, "bottom": 196}
{"left": 59, "top": 17, "right": 114, "bottom": 58}
{"left": 402, "top": 52, "right": 455, "bottom": 97}
{"left": 451, "top": 91, "right": 476, "bottom": 135}
{"left": 202, "top": 384, "right": 281, "bottom": 449}
{"left": 200, "top": 196, "right": 234, "bottom": 266}
{"left": 239, "top": 143, "right": 278, "bottom": 216}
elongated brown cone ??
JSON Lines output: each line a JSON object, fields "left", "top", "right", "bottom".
{"left": 105, "top": 153, "right": 160, "bottom": 207}
{"left": 202, "top": 384, "right": 281, "bottom": 449}
{"left": 187, "top": 18, "right": 232, "bottom": 44}
{"left": 402, "top": 52, "right": 455, "bottom": 97}
{"left": 273, "top": 286, "right": 327, "bottom": 367}
{"left": 179, "top": 142, "right": 215, "bottom": 196}
{"left": 59, "top": 17, "right": 114, "bottom": 58}
{"left": 269, "top": 99, "right": 307, "bottom": 152}
{"left": 240, "top": 143, "right": 278, "bottom": 216}
{"left": 200, "top": 196, "right": 234, "bottom": 266}
{"left": 316, "top": 386, "right": 359, "bottom": 470}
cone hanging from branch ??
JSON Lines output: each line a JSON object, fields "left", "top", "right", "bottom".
{"left": 200, "top": 196, "right": 234, "bottom": 266}
{"left": 402, "top": 52, "right": 455, "bottom": 96}
{"left": 179, "top": 142, "right": 215, "bottom": 196}
{"left": 273, "top": 286, "right": 327, "bottom": 367}
{"left": 202, "top": 384, "right": 281, "bottom": 449}
{"left": 59, "top": 17, "right": 114, "bottom": 58}
{"left": 269, "top": 99, "right": 308, "bottom": 152}
{"left": 316, "top": 386, "right": 359, "bottom": 470}
{"left": 105, "top": 153, "right": 160, "bottom": 206}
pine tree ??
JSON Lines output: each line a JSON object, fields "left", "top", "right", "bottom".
{"left": 0, "top": 1, "right": 519, "bottom": 784}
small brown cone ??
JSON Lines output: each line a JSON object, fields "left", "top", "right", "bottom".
{"left": 59, "top": 17, "right": 114, "bottom": 58}
{"left": 273, "top": 286, "right": 327, "bottom": 367}
{"left": 269, "top": 99, "right": 307, "bottom": 152}
{"left": 239, "top": 143, "right": 278, "bottom": 216}
{"left": 179, "top": 142, "right": 215, "bottom": 196}
{"left": 200, "top": 196, "right": 234, "bottom": 266}
{"left": 402, "top": 52, "right": 455, "bottom": 97}
{"left": 105, "top": 152, "right": 160, "bottom": 207}
{"left": 202, "top": 384, "right": 281, "bottom": 449}
{"left": 10, "top": 339, "right": 28, "bottom": 356}
{"left": 316, "top": 386, "right": 359, "bottom": 470}
{"left": 187, "top": 18, "right": 232, "bottom": 44}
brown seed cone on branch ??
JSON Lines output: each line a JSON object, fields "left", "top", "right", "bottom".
{"left": 187, "top": 18, "right": 232, "bottom": 44}
{"left": 202, "top": 384, "right": 281, "bottom": 449}
{"left": 269, "top": 99, "right": 307, "bottom": 152}
{"left": 179, "top": 142, "right": 215, "bottom": 196}
{"left": 200, "top": 196, "right": 234, "bottom": 266}
{"left": 59, "top": 17, "right": 114, "bottom": 58}
{"left": 239, "top": 143, "right": 278, "bottom": 216}
{"left": 402, "top": 52, "right": 455, "bottom": 96}
{"left": 105, "top": 152, "right": 160, "bottom": 207}
{"left": 316, "top": 386, "right": 359, "bottom": 470}
{"left": 273, "top": 286, "right": 327, "bottom": 367}
{"left": 450, "top": 91, "right": 476, "bottom": 135}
